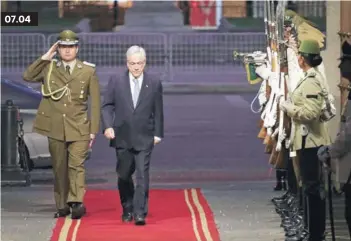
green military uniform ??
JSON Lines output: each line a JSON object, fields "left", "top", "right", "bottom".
{"left": 280, "top": 39, "right": 331, "bottom": 240}
{"left": 282, "top": 40, "right": 331, "bottom": 152}
{"left": 23, "top": 30, "right": 101, "bottom": 214}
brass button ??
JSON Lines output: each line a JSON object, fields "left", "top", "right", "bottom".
{"left": 64, "top": 104, "right": 67, "bottom": 107}
{"left": 63, "top": 114, "right": 66, "bottom": 117}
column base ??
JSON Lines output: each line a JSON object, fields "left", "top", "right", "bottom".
{"left": 1, "top": 169, "right": 31, "bottom": 187}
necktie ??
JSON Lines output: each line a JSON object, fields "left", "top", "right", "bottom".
{"left": 132, "top": 78, "right": 140, "bottom": 108}
{"left": 66, "top": 65, "right": 70, "bottom": 75}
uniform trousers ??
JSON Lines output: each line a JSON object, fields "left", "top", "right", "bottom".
{"left": 116, "top": 147, "right": 152, "bottom": 216}
{"left": 48, "top": 138, "right": 89, "bottom": 210}
{"left": 298, "top": 145, "right": 326, "bottom": 241}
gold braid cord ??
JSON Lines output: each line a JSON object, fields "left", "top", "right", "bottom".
{"left": 41, "top": 61, "right": 71, "bottom": 102}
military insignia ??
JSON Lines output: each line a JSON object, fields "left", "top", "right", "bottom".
{"left": 306, "top": 94, "right": 318, "bottom": 99}
{"left": 56, "top": 61, "right": 61, "bottom": 67}
{"left": 307, "top": 72, "right": 316, "bottom": 78}
{"left": 83, "top": 61, "right": 96, "bottom": 68}
{"left": 77, "top": 63, "right": 82, "bottom": 69}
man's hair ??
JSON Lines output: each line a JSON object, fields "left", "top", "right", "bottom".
{"left": 126, "top": 45, "right": 146, "bottom": 59}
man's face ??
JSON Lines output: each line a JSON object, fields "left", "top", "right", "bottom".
{"left": 58, "top": 45, "right": 78, "bottom": 62}
{"left": 127, "top": 53, "right": 146, "bottom": 78}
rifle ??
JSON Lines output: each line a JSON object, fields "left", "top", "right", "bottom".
{"left": 258, "top": 0, "right": 272, "bottom": 140}
{"left": 275, "top": 0, "right": 289, "bottom": 152}
{"left": 273, "top": 0, "right": 291, "bottom": 169}
{"left": 266, "top": 0, "right": 291, "bottom": 168}
{"left": 263, "top": 0, "right": 279, "bottom": 154}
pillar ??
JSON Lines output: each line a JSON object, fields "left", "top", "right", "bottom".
{"left": 321, "top": 0, "right": 340, "bottom": 141}
{"left": 339, "top": 1, "right": 351, "bottom": 110}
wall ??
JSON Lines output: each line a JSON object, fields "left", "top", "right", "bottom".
{"left": 321, "top": 0, "right": 341, "bottom": 141}
{"left": 222, "top": 1, "right": 246, "bottom": 18}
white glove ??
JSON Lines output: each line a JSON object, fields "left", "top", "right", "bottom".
{"left": 279, "top": 98, "right": 293, "bottom": 113}
{"left": 258, "top": 81, "right": 267, "bottom": 106}
{"left": 255, "top": 64, "right": 271, "bottom": 80}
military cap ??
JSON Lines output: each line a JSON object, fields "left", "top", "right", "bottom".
{"left": 299, "top": 39, "right": 320, "bottom": 55}
{"left": 57, "top": 30, "right": 79, "bottom": 45}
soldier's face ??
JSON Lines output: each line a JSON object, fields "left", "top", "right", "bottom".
{"left": 58, "top": 45, "right": 78, "bottom": 62}
{"left": 297, "top": 54, "right": 305, "bottom": 69}
{"left": 127, "top": 53, "right": 146, "bottom": 78}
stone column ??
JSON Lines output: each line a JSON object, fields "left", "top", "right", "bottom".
{"left": 322, "top": 1, "right": 351, "bottom": 189}
{"left": 339, "top": 1, "right": 351, "bottom": 111}
{"left": 321, "top": 0, "right": 340, "bottom": 141}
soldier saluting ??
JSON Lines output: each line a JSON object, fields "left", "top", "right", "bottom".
{"left": 23, "top": 30, "right": 101, "bottom": 219}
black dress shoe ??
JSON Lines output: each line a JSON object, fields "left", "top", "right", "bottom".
{"left": 134, "top": 215, "right": 146, "bottom": 226}
{"left": 71, "top": 203, "right": 86, "bottom": 219}
{"left": 285, "top": 229, "right": 309, "bottom": 241}
{"left": 272, "top": 191, "right": 290, "bottom": 203}
{"left": 54, "top": 207, "right": 71, "bottom": 218}
{"left": 122, "top": 212, "right": 133, "bottom": 222}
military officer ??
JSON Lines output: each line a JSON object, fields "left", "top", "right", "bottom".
{"left": 279, "top": 39, "right": 331, "bottom": 241}
{"left": 23, "top": 30, "right": 101, "bottom": 219}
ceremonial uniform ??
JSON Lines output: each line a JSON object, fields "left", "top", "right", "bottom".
{"left": 280, "top": 40, "right": 330, "bottom": 241}
{"left": 23, "top": 30, "right": 101, "bottom": 219}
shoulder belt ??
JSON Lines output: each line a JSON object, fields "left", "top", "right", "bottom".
{"left": 83, "top": 61, "right": 96, "bottom": 68}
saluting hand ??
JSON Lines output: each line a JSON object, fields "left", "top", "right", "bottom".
{"left": 42, "top": 41, "right": 59, "bottom": 60}
{"left": 104, "top": 128, "right": 115, "bottom": 140}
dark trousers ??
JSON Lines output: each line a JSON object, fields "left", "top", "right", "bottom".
{"left": 344, "top": 183, "right": 351, "bottom": 238}
{"left": 298, "top": 146, "right": 326, "bottom": 241}
{"left": 287, "top": 156, "right": 298, "bottom": 195}
{"left": 115, "top": 147, "right": 152, "bottom": 216}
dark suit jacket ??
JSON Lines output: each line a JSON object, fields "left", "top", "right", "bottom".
{"left": 101, "top": 71, "right": 164, "bottom": 151}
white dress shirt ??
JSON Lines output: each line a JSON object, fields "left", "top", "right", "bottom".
{"left": 128, "top": 72, "right": 161, "bottom": 143}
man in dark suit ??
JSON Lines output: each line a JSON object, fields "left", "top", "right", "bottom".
{"left": 101, "top": 45, "right": 164, "bottom": 226}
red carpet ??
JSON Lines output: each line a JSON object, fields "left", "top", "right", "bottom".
{"left": 50, "top": 189, "right": 220, "bottom": 241}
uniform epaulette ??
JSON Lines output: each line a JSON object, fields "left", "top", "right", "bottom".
{"left": 306, "top": 72, "right": 316, "bottom": 78}
{"left": 83, "top": 61, "right": 96, "bottom": 68}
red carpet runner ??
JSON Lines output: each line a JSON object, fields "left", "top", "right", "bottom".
{"left": 51, "top": 189, "right": 220, "bottom": 241}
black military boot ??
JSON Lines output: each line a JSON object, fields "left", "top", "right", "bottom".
{"left": 274, "top": 169, "right": 285, "bottom": 191}
{"left": 71, "top": 202, "right": 86, "bottom": 219}
{"left": 54, "top": 206, "right": 71, "bottom": 218}
{"left": 272, "top": 190, "right": 290, "bottom": 204}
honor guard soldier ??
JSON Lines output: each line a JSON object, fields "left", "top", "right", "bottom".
{"left": 279, "top": 39, "right": 331, "bottom": 241}
{"left": 23, "top": 30, "right": 101, "bottom": 219}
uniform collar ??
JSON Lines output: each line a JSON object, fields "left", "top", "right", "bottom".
{"left": 304, "top": 67, "right": 316, "bottom": 77}
{"left": 61, "top": 59, "right": 77, "bottom": 71}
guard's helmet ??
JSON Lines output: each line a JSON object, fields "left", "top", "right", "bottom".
{"left": 298, "top": 39, "right": 320, "bottom": 55}
{"left": 57, "top": 30, "right": 79, "bottom": 46}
